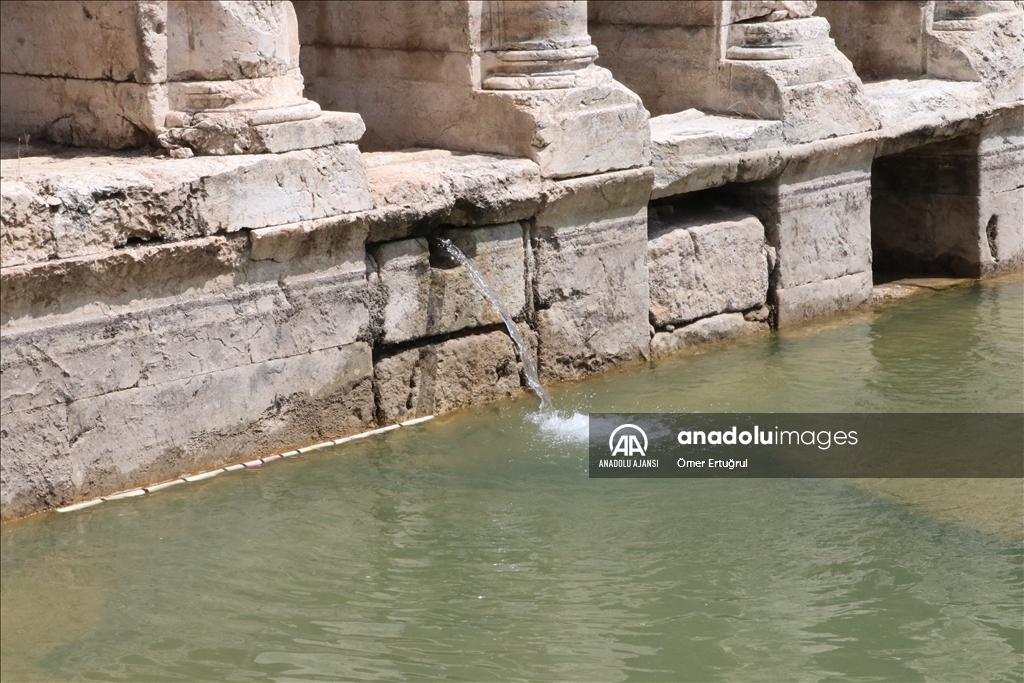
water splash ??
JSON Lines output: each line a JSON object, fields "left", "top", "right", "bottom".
{"left": 529, "top": 410, "right": 589, "bottom": 444}
{"left": 434, "top": 237, "right": 554, "bottom": 413}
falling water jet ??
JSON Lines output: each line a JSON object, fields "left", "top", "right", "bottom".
{"left": 433, "top": 237, "right": 554, "bottom": 413}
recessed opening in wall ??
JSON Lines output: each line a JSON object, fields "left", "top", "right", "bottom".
{"left": 871, "top": 135, "right": 988, "bottom": 281}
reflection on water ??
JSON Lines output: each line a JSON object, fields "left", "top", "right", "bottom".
{"left": 2, "top": 277, "right": 1022, "bottom": 682}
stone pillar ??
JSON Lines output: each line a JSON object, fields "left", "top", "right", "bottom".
{"left": 297, "top": 1, "right": 653, "bottom": 378}
{"left": 815, "top": 1, "right": 932, "bottom": 81}
{"left": 0, "top": 1, "right": 366, "bottom": 156}
{"left": 926, "top": 1, "right": 1024, "bottom": 104}
{"left": 158, "top": 0, "right": 364, "bottom": 156}
{"left": 872, "top": 109, "right": 1024, "bottom": 277}
{"left": 589, "top": 0, "right": 880, "bottom": 144}
{"left": 721, "top": 140, "right": 875, "bottom": 326}
{"left": 297, "top": 0, "right": 649, "bottom": 178}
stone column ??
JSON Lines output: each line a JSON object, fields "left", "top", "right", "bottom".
{"left": 297, "top": 1, "right": 653, "bottom": 379}
{"left": 158, "top": 0, "right": 364, "bottom": 156}
{"left": 298, "top": 0, "right": 649, "bottom": 179}
{"left": 589, "top": 0, "right": 880, "bottom": 144}
{"left": 0, "top": 1, "right": 366, "bottom": 156}
{"left": 926, "top": 1, "right": 1024, "bottom": 104}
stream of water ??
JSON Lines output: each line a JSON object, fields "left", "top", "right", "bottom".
{"left": 2, "top": 275, "right": 1022, "bottom": 682}
{"left": 435, "top": 237, "right": 553, "bottom": 413}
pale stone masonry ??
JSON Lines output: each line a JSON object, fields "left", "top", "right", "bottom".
{"left": 1, "top": 1, "right": 1022, "bottom": 520}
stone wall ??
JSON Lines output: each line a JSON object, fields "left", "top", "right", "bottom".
{"left": 1, "top": 1, "right": 1022, "bottom": 520}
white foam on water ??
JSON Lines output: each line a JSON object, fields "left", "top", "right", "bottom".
{"left": 530, "top": 410, "right": 589, "bottom": 444}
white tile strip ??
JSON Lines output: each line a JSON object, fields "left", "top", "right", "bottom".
{"left": 56, "top": 498, "right": 104, "bottom": 513}
{"left": 401, "top": 415, "right": 435, "bottom": 426}
{"left": 146, "top": 479, "right": 185, "bottom": 493}
{"left": 103, "top": 489, "right": 146, "bottom": 501}
{"left": 183, "top": 470, "right": 223, "bottom": 482}
{"left": 51, "top": 415, "right": 436, "bottom": 514}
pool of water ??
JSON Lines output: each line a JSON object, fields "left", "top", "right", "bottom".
{"left": 2, "top": 277, "right": 1022, "bottom": 682}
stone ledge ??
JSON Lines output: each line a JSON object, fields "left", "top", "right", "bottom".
{"left": 650, "top": 313, "right": 769, "bottom": 359}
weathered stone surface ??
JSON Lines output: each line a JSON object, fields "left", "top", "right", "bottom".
{"left": 161, "top": 110, "right": 365, "bottom": 156}
{"left": 648, "top": 207, "right": 769, "bottom": 327}
{"left": 1, "top": 270, "right": 367, "bottom": 414}
{"left": 926, "top": 2, "right": 1024, "bottom": 104}
{"left": 727, "top": 159, "right": 873, "bottom": 291}
{"left": 774, "top": 272, "right": 873, "bottom": 326}
{"left": 590, "top": 6, "right": 880, "bottom": 144}
{"left": 0, "top": 1, "right": 164, "bottom": 83}
{"left": 369, "top": 224, "right": 526, "bottom": 346}
{"left": 298, "top": 0, "right": 649, "bottom": 178}
{"left": 532, "top": 170, "right": 653, "bottom": 380}
{"left": 816, "top": 1, "right": 930, "bottom": 80}
{"left": 0, "top": 74, "right": 166, "bottom": 149}
{"left": 0, "top": 142, "right": 371, "bottom": 267}
{"left": 1, "top": 342, "right": 373, "bottom": 520}
{"left": 650, "top": 313, "right": 769, "bottom": 358}
{"left": 363, "top": 150, "right": 541, "bottom": 241}
{"left": 375, "top": 330, "right": 522, "bottom": 424}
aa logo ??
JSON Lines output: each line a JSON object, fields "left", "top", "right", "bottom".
{"left": 609, "top": 424, "right": 648, "bottom": 457}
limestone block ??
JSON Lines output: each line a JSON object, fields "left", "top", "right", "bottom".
{"left": 370, "top": 224, "right": 526, "bottom": 346}
{"left": 730, "top": 166, "right": 873, "bottom": 290}
{"left": 865, "top": 79, "right": 992, "bottom": 149}
{"left": 1, "top": 271, "right": 368, "bottom": 416}
{"left": 161, "top": 111, "right": 365, "bottom": 156}
{"left": 0, "top": 74, "right": 166, "bottom": 148}
{"left": 479, "top": 67, "right": 651, "bottom": 179}
{"left": 0, "top": 1, "right": 165, "bottom": 83}
{"left": 0, "top": 403, "right": 71, "bottom": 520}
{"left": 532, "top": 170, "right": 652, "bottom": 381}
{"left": 166, "top": 1, "right": 299, "bottom": 81}
{"left": 375, "top": 330, "right": 522, "bottom": 424}
{"left": 650, "top": 313, "right": 768, "bottom": 359}
{"left": 648, "top": 208, "right": 769, "bottom": 327}
{"left": 1, "top": 235, "right": 249, "bottom": 325}
{"left": 296, "top": 0, "right": 477, "bottom": 52}
{"left": 363, "top": 150, "right": 541, "bottom": 241}
{"left": 0, "top": 342, "right": 373, "bottom": 519}
{"left": 0, "top": 143, "right": 372, "bottom": 267}
{"left": 650, "top": 111, "right": 787, "bottom": 197}
{"left": 926, "top": 4, "right": 1024, "bottom": 104}
{"left": 774, "top": 272, "right": 873, "bottom": 326}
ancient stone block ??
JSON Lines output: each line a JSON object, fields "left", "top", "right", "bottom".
{"left": 362, "top": 150, "right": 541, "bottom": 241}
{"left": 650, "top": 313, "right": 768, "bottom": 359}
{"left": 0, "top": 143, "right": 372, "bottom": 267}
{"left": 0, "top": 1, "right": 164, "bottom": 83}
{"left": 648, "top": 207, "right": 769, "bottom": 327}
{"left": 370, "top": 224, "right": 526, "bottom": 346}
{"left": 774, "top": 272, "right": 873, "bottom": 326}
{"left": 1, "top": 268, "right": 368, "bottom": 410}
{"left": 0, "top": 342, "right": 373, "bottom": 519}
{"left": 532, "top": 169, "right": 653, "bottom": 381}
{"left": 375, "top": 330, "right": 522, "bottom": 424}
{"left": 0, "top": 402, "right": 71, "bottom": 520}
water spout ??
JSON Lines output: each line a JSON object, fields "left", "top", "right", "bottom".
{"left": 434, "top": 237, "right": 554, "bottom": 413}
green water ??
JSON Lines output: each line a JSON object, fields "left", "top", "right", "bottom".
{"left": 2, "top": 278, "right": 1023, "bottom": 682}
